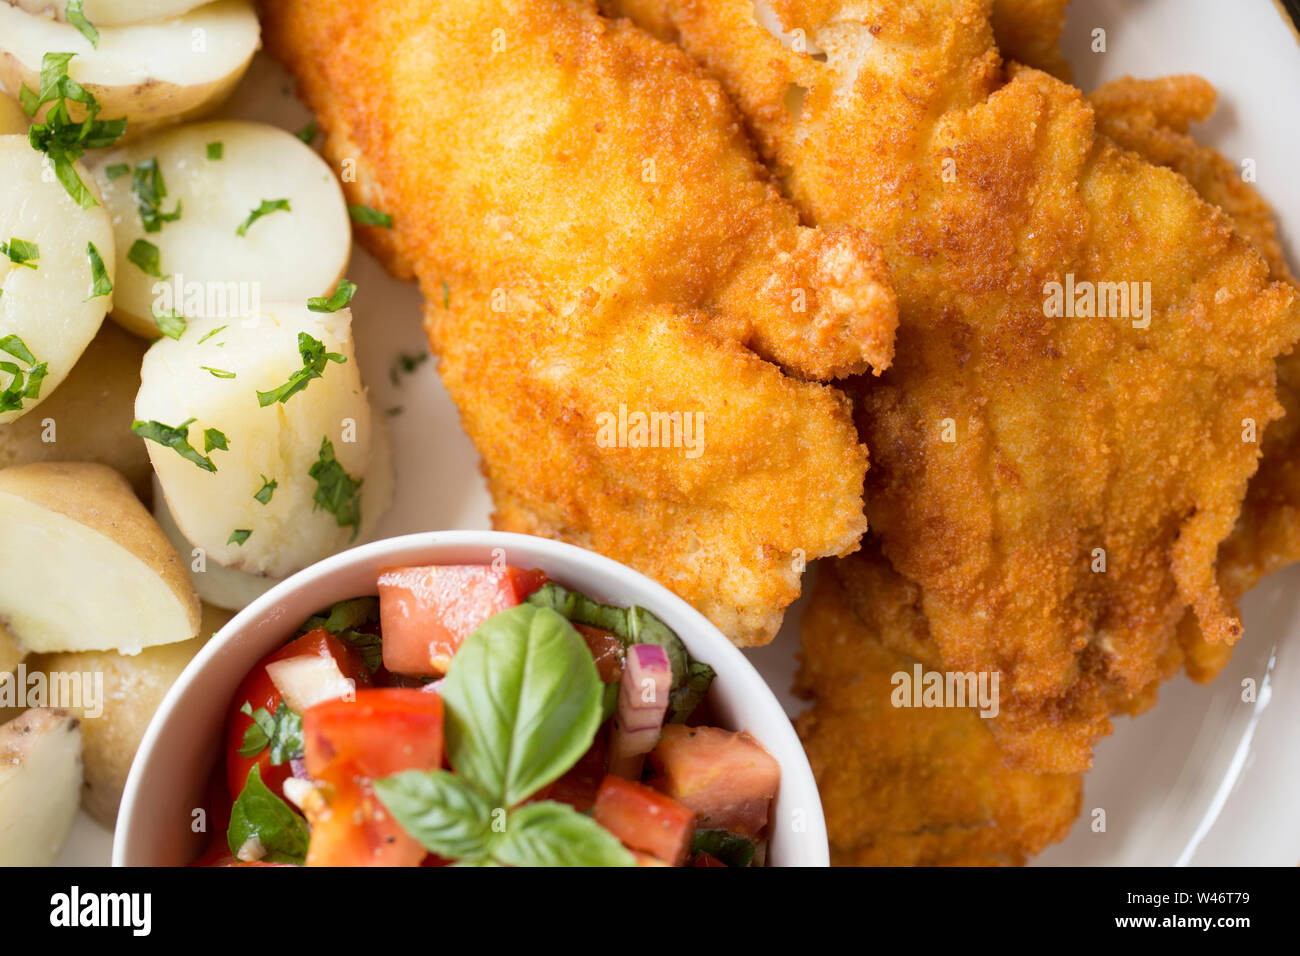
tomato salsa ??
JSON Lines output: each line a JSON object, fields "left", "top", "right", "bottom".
{"left": 194, "top": 563, "right": 780, "bottom": 867}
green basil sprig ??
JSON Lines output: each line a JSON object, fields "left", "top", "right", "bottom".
{"left": 238, "top": 700, "right": 303, "bottom": 766}
{"left": 374, "top": 603, "right": 634, "bottom": 867}
{"left": 227, "top": 765, "right": 309, "bottom": 865}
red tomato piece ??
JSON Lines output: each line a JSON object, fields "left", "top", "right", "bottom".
{"left": 574, "top": 624, "right": 625, "bottom": 684}
{"left": 592, "top": 775, "right": 696, "bottom": 866}
{"left": 302, "top": 688, "right": 444, "bottom": 780}
{"left": 224, "top": 629, "right": 372, "bottom": 803}
{"left": 693, "top": 852, "right": 727, "bottom": 868}
{"left": 303, "top": 772, "right": 425, "bottom": 867}
{"left": 378, "top": 565, "right": 548, "bottom": 676}
{"left": 648, "top": 725, "right": 780, "bottom": 840}
{"left": 545, "top": 725, "right": 610, "bottom": 813}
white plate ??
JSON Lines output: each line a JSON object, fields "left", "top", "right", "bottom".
{"left": 58, "top": 0, "right": 1300, "bottom": 866}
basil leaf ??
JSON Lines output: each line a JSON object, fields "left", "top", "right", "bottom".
{"left": 493, "top": 801, "right": 635, "bottom": 867}
{"left": 227, "top": 764, "right": 308, "bottom": 864}
{"left": 691, "top": 829, "right": 755, "bottom": 867}
{"left": 303, "top": 596, "right": 378, "bottom": 634}
{"left": 238, "top": 701, "right": 274, "bottom": 756}
{"left": 441, "top": 604, "right": 602, "bottom": 807}
{"left": 236, "top": 198, "right": 291, "bottom": 236}
{"left": 374, "top": 769, "right": 497, "bottom": 861}
{"left": 526, "top": 582, "right": 691, "bottom": 690}
{"left": 668, "top": 660, "right": 716, "bottom": 724}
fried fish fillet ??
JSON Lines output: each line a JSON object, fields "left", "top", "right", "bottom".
{"left": 1089, "top": 74, "right": 1300, "bottom": 681}
{"left": 615, "top": 0, "right": 1300, "bottom": 768}
{"left": 795, "top": 554, "right": 1083, "bottom": 866}
{"left": 262, "top": 0, "right": 901, "bottom": 644}
{"left": 991, "top": 0, "right": 1072, "bottom": 78}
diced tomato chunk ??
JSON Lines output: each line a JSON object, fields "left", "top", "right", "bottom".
{"left": 224, "top": 629, "right": 371, "bottom": 803}
{"left": 692, "top": 852, "right": 727, "bottom": 868}
{"left": 592, "top": 775, "right": 696, "bottom": 866}
{"left": 378, "top": 565, "right": 548, "bottom": 676}
{"left": 545, "top": 725, "right": 610, "bottom": 813}
{"left": 303, "top": 772, "right": 425, "bottom": 867}
{"left": 303, "top": 688, "right": 444, "bottom": 780}
{"left": 575, "top": 625, "right": 624, "bottom": 683}
{"left": 648, "top": 725, "right": 780, "bottom": 839}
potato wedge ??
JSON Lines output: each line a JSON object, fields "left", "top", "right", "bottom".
{"left": 0, "top": 462, "right": 200, "bottom": 653}
{"left": 0, "top": 707, "right": 82, "bottom": 865}
{"left": 153, "top": 475, "right": 284, "bottom": 610}
{"left": 0, "top": 321, "right": 150, "bottom": 497}
{"left": 31, "top": 602, "right": 226, "bottom": 826}
{"left": 0, "top": 93, "right": 24, "bottom": 134}
{"left": 1, "top": 134, "right": 113, "bottom": 425}
{"left": 136, "top": 305, "right": 394, "bottom": 577}
{"left": 0, "top": 0, "right": 258, "bottom": 133}
{"left": 91, "top": 120, "right": 350, "bottom": 338}
{"left": 4, "top": 1, "right": 211, "bottom": 28}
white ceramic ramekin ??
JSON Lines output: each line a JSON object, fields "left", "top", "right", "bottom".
{"left": 113, "top": 531, "right": 828, "bottom": 866}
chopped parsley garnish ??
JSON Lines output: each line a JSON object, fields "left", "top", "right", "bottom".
{"left": 85, "top": 241, "right": 111, "bottom": 298}
{"left": 228, "top": 529, "right": 252, "bottom": 546}
{"left": 127, "top": 238, "right": 163, "bottom": 277}
{"left": 255, "top": 332, "right": 346, "bottom": 407}
{"left": 201, "top": 366, "right": 236, "bottom": 379}
{"left": 130, "top": 418, "right": 217, "bottom": 472}
{"left": 152, "top": 310, "right": 186, "bottom": 340}
{"left": 65, "top": 1, "right": 99, "bottom": 48}
{"left": 306, "top": 278, "right": 356, "bottom": 313}
{"left": 105, "top": 162, "right": 129, "bottom": 179}
{"left": 0, "top": 336, "right": 47, "bottom": 413}
{"left": 206, "top": 141, "right": 223, "bottom": 160}
{"left": 389, "top": 350, "right": 428, "bottom": 386}
{"left": 197, "top": 324, "right": 227, "bottom": 345}
{"left": 203, "top": 427, "right": 229, "bottom": 452}
{"left": 21, "top": 52, "right": 126, "bottom": 208}
{"left": 1, "top": 238, "right": 39, "bottom": 269}
{"left": 236, "top": 199, "right": 291, "bottom": 237}
{"left": 253, "top": 475, "right": 277, "bottom": 505}
{"left": 131, "top": 157, "right": 182, "bottom": 233}
{"left": 348, "top": 204, "right": 392, "bottom": 228}
{"left": 294, "top": 120, "right": 318, "bottom": 144}
{"left": 309, "top": 436, "right": 362, "bottom": 539}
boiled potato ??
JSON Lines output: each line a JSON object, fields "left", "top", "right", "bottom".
{"left": 0, "top": 461, "right": 200, "bottom": 653}
{"left": 153, "top": 474, "right": 284, "bottom": 610}
{"left": 0, "top": 620, "right": 22, "bottom": 675}
{"left": 0, "top": 321, "right": 150, "bottom": 498}
{"left": 0, "top": 134, "right": 113, "bottom": 425}
{"left": 30, "top": 602, "right": 227, "bottom": 826}
{"left": 4, "top": 1, "right": 211, "bottom": 28}
{"left": 0, "top": 0, "right": 258, "bottom": 133}
{"left": 0, "top": 93, "right": 24, "bottom": 134}
{"left": 0, "top": 708, "right": 82, "bottom": 865}
{"left": 91, "top": 120, "right": 351, "bottom": 338}
{"left": 137, "top": 305, "right": 394, "bottom": 578}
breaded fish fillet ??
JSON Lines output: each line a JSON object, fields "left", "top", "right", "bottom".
{"left": 612, "top": 0, "right": 1300, "bottom": 768}
{"left": 991, "top": 0, "right": 1071, "bottom": 78}
{"left": 1089, "top": 74, "right": 1300, "bottom": 681}
{"left": 261, "top": 0, "right": 900, "bottom": 644}
{"left": 796, "top": 554, "right": 1083, "bottom": 866}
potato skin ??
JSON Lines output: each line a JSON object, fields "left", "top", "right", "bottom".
{"left": 31, "top": 603, "right": 228, "bottom": 826}
{"left": 0, "top": 323, "right": 151, "bottom": 500}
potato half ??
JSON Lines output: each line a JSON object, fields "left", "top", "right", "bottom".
{"left": 0, "top": 321, "right": 150, "bottom": 497}
{"left": 0, "top": 461, "right": 200, "bottom": 653}
{"left": 136, "top": 305, "right": 394, "bottom": 578}
{"left": 31, "top": 602, "right": 227, "bottom": 826}
{"left": 3, "top": 1, "right": 212, "bottom": 28}
{"left": 0, "top": 708, "right": 82, "bottom": 865}
{"left": 0, "top": 93, "right": 24, "bottom": 134}
{"left": 0, "top": 134, "right": 113, "bottom": 425}
{"left": 0, "top": 0, "right": 258, "bottom": 133}
{"left": 91, "top": 120, "right": 350, "bottom": 338}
